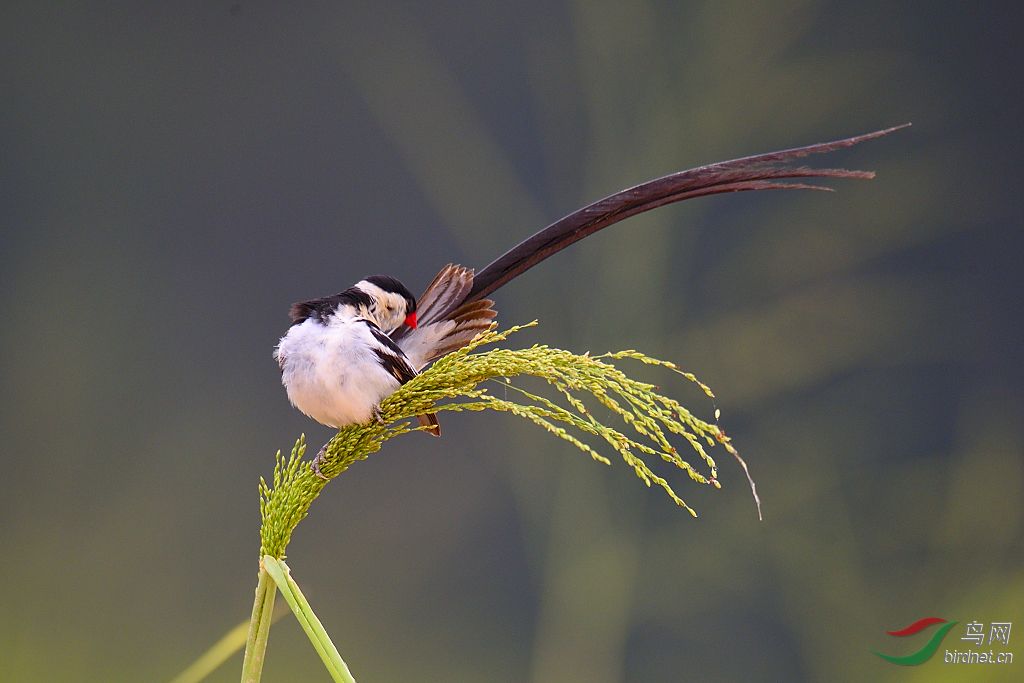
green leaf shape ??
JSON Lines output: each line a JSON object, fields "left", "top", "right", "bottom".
{"left": 170, "top": 619, "right": 258, "bottom": 683}
{"left": 262, "top": 556, "right": 357, "bottom": 683}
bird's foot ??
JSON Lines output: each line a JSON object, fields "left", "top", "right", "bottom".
{"left": 311, "top": 443, "right": 329, "bottom": 481}
{"left": 372, "top": 405, "right": 386, "bottom": 425}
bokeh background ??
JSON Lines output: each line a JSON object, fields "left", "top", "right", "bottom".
{"left": 3, "top": 2, "right": 1022, "bottom": 681}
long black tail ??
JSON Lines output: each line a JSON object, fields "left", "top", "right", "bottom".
{"left": 465, "top": 124, "right": 909, "bottom": 303}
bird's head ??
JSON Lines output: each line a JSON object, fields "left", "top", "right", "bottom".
{"left": 356, "top": 275, "right": 418, "bottom": 332}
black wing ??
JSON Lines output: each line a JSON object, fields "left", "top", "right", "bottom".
{"left": 362, "top": 319, "right": 441, "bottom": 435}
{"left": 362, "top": 319, "right": 418, "bottom": 384}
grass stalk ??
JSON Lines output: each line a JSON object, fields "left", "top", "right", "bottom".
{"left": 263, "top": 556, "right": 357, "bottom": 683}
{"left": 169, "top": 620, "right": 251, "bottom": 683}
{"left": 229, "top": 323, "right": 748, "bottom": 681}
{"left": 240, "top": 563, "right": 277, "bottom": 683}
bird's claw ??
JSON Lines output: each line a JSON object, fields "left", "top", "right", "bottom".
{"left": 372, "top": 405, "right": 386, "bottom": 425}
{"left": 311, "top": 444, "right": 329, "bottom": 481}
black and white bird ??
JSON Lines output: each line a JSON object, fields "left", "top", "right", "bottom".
{"left": 274, "top": 271, "right": 494, "bottom": 438}
{"left": 274, "top": 126, "right": 905, "bottom": 465}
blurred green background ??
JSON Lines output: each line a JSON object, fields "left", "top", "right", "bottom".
{"left": 2, "top": 2, "right": 1021, "bottom": 681}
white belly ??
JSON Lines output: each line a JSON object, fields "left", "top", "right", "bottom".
{"left": 275, "top": 317, "right": 401, "bottom": 428}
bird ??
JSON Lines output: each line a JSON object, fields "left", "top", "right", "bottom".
{"left": 274, "top": 275, "right": 442, "bottom": 434}
{"left": 274, "top": 125, "right": 907, "bottom": 474}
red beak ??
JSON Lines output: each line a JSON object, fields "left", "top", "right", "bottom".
{"left": 404, "top": 311, "right": 418, "bottom": 329}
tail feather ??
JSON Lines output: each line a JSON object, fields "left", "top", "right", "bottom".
{"left": 414, "top": 264, "right": 474, "bottom": 326}
{"left": 449, "top": 301, "right": 497, "bottom": 324}
{"left": 396, "top": 297, "right": 497, "bottom": 370}
{"left": 417, "top": 412, "right": 441, "bottom": 436}
{"left": 392, "top": 263, "right": 498, "bottom": 370}
{"left": 420, "top": 298, "right": 496, "bottom": 362}
{"left": 466, "top": 125, "right": 910, "bottom": 303}
{"left": 388, "top": 126, "right": 909, "bottom": 438}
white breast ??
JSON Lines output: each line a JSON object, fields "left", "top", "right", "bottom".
{"left": 275, "top": 316, "right": 401, "bottom": 428}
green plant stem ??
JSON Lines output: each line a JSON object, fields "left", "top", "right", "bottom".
{"left": 263, "top": 556, "right": 357, "bottom": 683}
{"left": 170, "top": 619, "right": 251, "bottom": 683}
{"left": 240, "top": 563, "right": 277, "bottom": 683}
{"left": 230, "top": 324, "right": 745, "bottom": 681}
